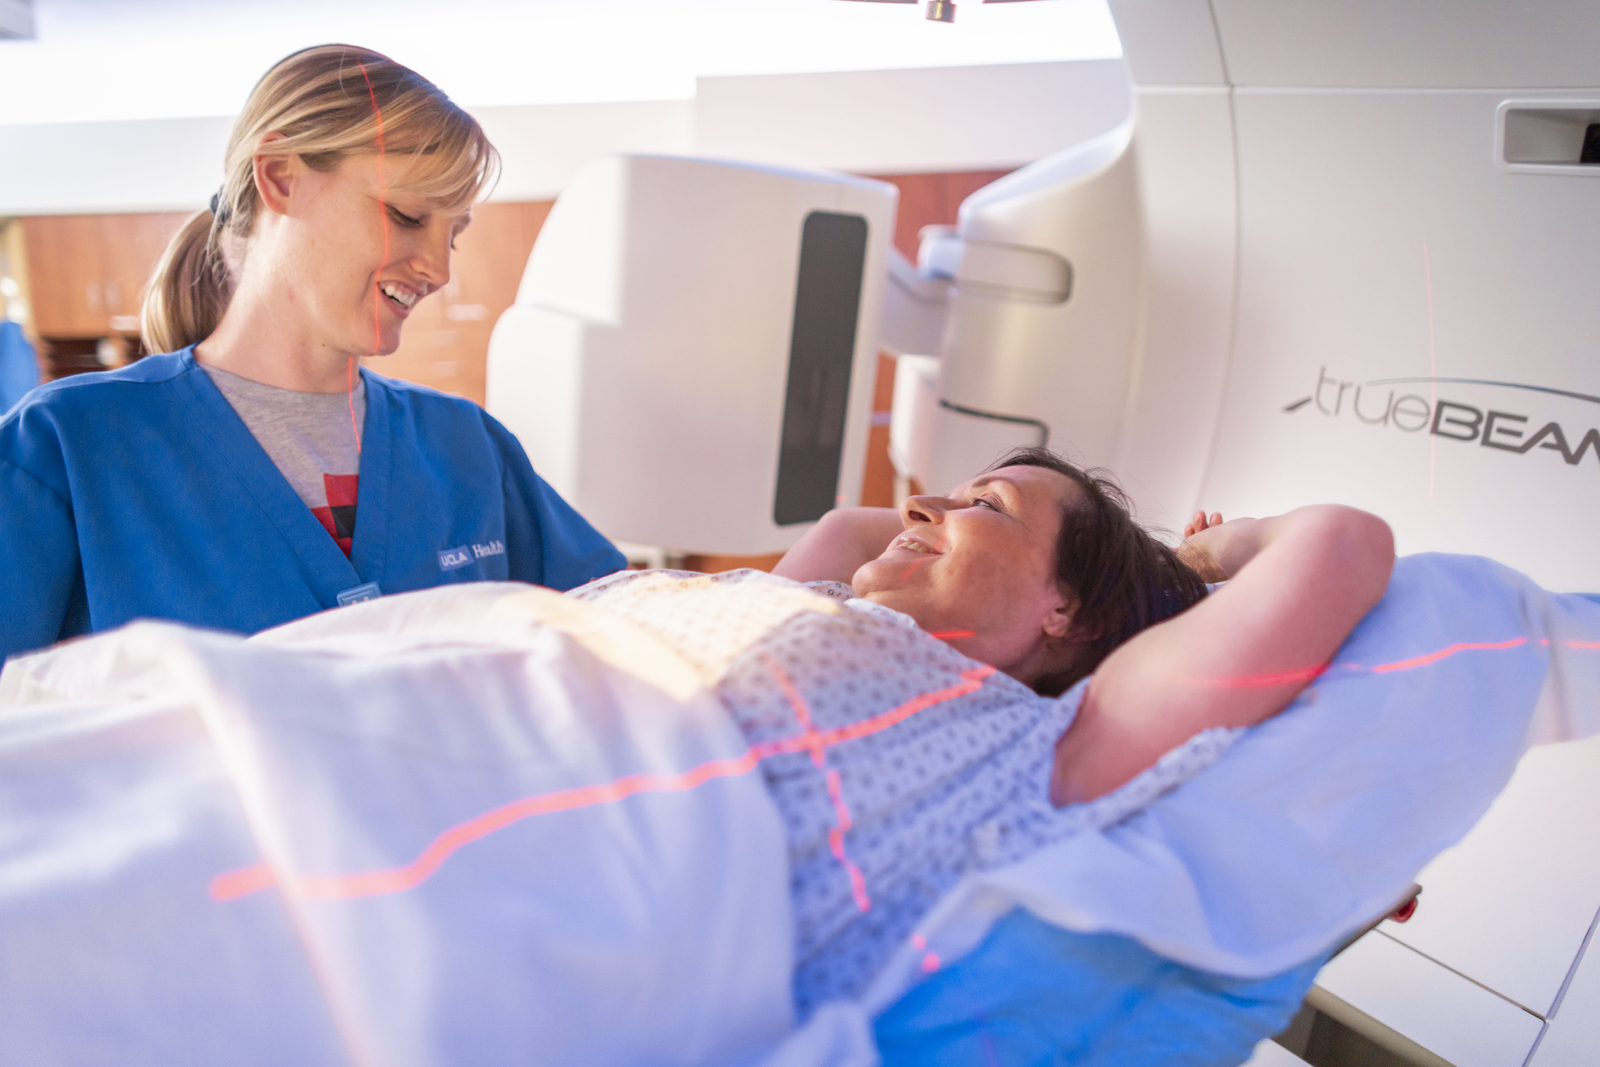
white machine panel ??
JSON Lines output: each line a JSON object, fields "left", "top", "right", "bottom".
{"left": 487, "top": 154, "right": 894, "bottom": 555}
{"left": 1316, "top": 932, "right": 1545, "bottom": 1067}
{"left": 1101, "top": 4, "right": 1600, "bottom": 1057}
{"left": 885, "top": 119, "right": 1146, "bottom": 496}
{"left": 1209, "top": 0, "right": 1600, "bottom": 90}
{"left": 1530, "top": 918, "right": 1600, "bottom": 1065}
{"left": 1383, "top": 734, "right": 1600, "bottom": 1019}
{"left": 1106, "top": 85, "right": 1238, "bottom": 532}
{"left": 1200, "top": 87, "right": 1600, "bottom": 591}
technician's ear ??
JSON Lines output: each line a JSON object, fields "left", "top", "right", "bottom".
{"left": 252, "top": 133, "right": 300, "bottom": 218}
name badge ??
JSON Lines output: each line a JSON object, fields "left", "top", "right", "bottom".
{"left": 336, "top": 582, "right": 382, "bottom": 607}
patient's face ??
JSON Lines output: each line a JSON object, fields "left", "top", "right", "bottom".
{"left": 853, "top": 465, "right": 1078, "bottom": 684}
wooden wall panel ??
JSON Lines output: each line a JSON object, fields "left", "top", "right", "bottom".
{"left": 23, "top": 216, "right": 107, "bottom": 337}
{"left": 371, "top": 200, "right": 552, "bottom": 405}
{"left": 22, "top": 212, "right": 189, "bottom": 340}
{"left": 102, "top": 212, "right": 191, "bottom": 328}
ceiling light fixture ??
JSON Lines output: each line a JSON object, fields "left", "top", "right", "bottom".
{"left": 833, "top": 0, "right": 1046, "bottom": 25}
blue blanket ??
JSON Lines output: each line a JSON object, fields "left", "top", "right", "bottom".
{"left": 876, "top": 908, "right": 1325, "bottom": 1067}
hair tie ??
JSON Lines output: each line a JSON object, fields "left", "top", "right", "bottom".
{"left": 209, "top": 189, "right": 230, "bottom": 223}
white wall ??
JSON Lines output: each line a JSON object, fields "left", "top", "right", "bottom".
{"left": 473, "top": 101, "right": 694, "bottom": 203}
{"left": 0, "top": 60, "right": 1117, "bottom": 216}
{"left": 0, "top": 116, "right": 233, "bottom": 215}
{"left": 695, "top": 60, "right": 1129, "bottom": 175}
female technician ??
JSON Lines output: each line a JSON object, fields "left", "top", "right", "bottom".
{"left": 0, "top": 45, "right": 625, "bottom": 661}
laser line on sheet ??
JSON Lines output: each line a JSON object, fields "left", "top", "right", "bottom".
{"left": 764, "top": 654, "right": 871, "bottom": 912}
{"left": 910, "top": 932, "right": 941, "bottom": 974}
{"left": 1370, "top": 637, "right": 1527, "bottom": 673}
{"left": 1185, "top": 634, "right": 1585, "bottom": 688}
{"left": 209, "top": 665, "right": 997, "bottom": 903}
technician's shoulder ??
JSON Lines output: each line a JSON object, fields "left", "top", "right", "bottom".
{"left": 364, "top": 370, "right": 529, "bottom": 462}
{"left": 4, "top": 350, "right": 189, "bottom": 420}
{"left": 364, "top": 370, "right": 493, "bottom": 428}
{"left": 1, "top": 350, "right": 194, "bottom": 486}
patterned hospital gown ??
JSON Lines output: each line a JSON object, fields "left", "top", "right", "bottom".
{"left": 570, "top": 567, "right": 1236, "bottom": 1015}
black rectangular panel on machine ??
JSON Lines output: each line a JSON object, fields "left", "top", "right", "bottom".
{"left": 773, "top": 210, "right": 869, "bottom": 526}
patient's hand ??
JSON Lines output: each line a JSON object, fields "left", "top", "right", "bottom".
{"left": 1177, "top": 511, "right": 1232, "bottom": 583}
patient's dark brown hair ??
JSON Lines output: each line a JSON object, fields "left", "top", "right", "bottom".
{"left": 989, "top": 447, "right": 1209, "bottom": 697}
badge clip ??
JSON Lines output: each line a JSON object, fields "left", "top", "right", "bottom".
{"left": 336, "top": 582, "right": 382, "bottom": 607}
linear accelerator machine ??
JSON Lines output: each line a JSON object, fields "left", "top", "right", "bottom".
{"left": 486, "top": 3, "right": 1600, "bottom": 1063}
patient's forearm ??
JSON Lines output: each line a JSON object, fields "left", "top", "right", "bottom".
{"left": 772, "top": 507, "right": 905, "bottom": 586}
{"left": 1054, "top": 505, "right": 1395, "bottom": 804}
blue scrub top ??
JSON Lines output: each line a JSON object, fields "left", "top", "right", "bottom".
{"left": 0, "top": 348, "right": 626, "bottom": 661}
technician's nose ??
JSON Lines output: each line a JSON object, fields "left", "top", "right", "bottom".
{"left": 411, "top": 231, "right": 452, "bottom": 292}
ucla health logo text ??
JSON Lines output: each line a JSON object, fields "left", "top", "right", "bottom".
{"left": 438, "top": 540, "right": 507, "bottom": 571}
{"left": 1285, "top": 367, "right": 1600, "bottom": 469}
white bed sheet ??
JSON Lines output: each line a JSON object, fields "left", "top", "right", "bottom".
{"left": 0, "top": 555, "right": 1594, "bottom": 1067}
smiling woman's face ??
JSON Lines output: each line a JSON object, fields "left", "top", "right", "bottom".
{"left": 852, "top": 464, "right": 1083, "bottom": 685}
{"left": 252, "top": 152, "right": 473, "bottom": 360}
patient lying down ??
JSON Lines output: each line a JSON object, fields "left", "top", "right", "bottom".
{"left": 697, "top": 445, "right": 1393, "bottom": 1007}
{"left": 2, "top": 447, "right": 1593, "bottom": 1067}
{"left": 770, "top": 446, "right": 1393, "bottom": 805}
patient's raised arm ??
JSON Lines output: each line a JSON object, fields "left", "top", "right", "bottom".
{"left": 1051, "top": 505, "right": 1395, "bottom": 804}
{"left": 772, "top": 507, "right": 906, "bottom": 586}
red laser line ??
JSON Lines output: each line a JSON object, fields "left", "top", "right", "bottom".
{"left": 1188, "top": 663, "right": 1329, "bottom": 689}
{"left": 825, "top": 772, "right": 871, "bottom": 912}
{"left": 763, "top": 652, "right": 826, "bottom": 768}
{"left": 764, "top": 654, "right": 871, "bottom": 912}
{"left": 928, "top": 630, "right": 975, "bottom": 640}
{"left": 911, "top": 932, "right": 941, "bottom": 973}
{"left": 211, "top": 625, "right": 1600, "bottom": 904}
{"left": 1372, "top": 637, "right": 1528, "bottom": 673}
{"left": 351, "top": 59, "right": 389, "bottom": 456}
{"left": 1186, "top": 633, "right": 1570, "bottom": 689}
{"left": 211, "top": 665, "right": 996, "bottom": 903}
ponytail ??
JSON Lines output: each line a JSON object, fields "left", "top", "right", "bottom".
{"left": 141, "top": 208, "right": 232, "bottom": 354}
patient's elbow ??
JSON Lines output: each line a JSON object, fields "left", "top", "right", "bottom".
{"left": 1312, "top": 505, "right": 1396, "bottom": 604}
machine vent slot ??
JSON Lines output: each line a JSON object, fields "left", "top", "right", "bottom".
{"left": 773, "top": 210, "right": 868, "bottom": 526}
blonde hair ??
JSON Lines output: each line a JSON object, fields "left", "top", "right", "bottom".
{"left": 142, "top": 44, "right": 499, "bottom": 354}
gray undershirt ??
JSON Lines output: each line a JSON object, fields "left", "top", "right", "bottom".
{"left": 203, "top": 364, "right": 366, "bottom": 549}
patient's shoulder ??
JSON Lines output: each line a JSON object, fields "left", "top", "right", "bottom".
{"left": 803, "top": 579, "right": 855, "bottom": 602}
